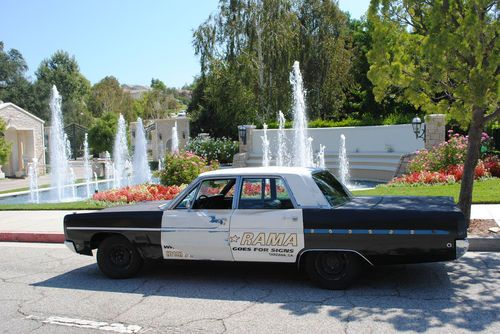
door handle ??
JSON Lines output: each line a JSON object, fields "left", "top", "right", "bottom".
{"left": 290, "top": 216, "right": 298, "bottom": 222}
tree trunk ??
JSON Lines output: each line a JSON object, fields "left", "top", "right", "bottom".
{"left": 458, "top": 106, "right": 485, "bottom": 222}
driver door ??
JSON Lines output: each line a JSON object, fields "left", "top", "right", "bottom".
{"left": 161, "top": 178, "right": 236, "bottom": 261}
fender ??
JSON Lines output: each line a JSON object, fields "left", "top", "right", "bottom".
{"left": 296, "top": 248, "right": 374, "bottom": 269}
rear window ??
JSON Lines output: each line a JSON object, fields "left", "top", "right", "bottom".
{"left": 312, "top": 171, "right": 351, "bottom": 207}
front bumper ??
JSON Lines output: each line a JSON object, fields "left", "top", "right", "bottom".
{"left": 456, "top": 239, "right": 469, "bottom": 259}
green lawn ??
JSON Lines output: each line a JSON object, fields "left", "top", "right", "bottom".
{"left": 0, "top": 200, "right": 112, "bottom": 211}
{"left": 352, "top": 178, "right": 500, "bottom": 204}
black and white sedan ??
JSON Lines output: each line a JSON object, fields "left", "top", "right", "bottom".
{"left": 64, "top": 167, "right": 468, "bottom": 289}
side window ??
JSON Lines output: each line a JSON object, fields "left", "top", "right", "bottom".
{"left": 193, "top": 178, "right": 236, "bottom": 210}
{"left": 239, "top": 178, "right": 294, "bottom": 209}
{"left": 176, "top": 186, "right": 198, "bottom": 209}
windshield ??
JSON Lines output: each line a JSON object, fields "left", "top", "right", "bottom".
{"left": 312, "top": 171, "right": 351, "bottom": 207}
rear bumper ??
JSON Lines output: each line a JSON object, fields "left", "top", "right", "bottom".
{"left": 456, "top": 239, "right": 469, "bottom": 259}
{"left": 64, "top": 240, "right": 77, "bottom": 253}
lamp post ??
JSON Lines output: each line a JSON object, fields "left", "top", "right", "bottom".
{"left": 411, "top": 115, "right": 426, "bottom": 140}
{"left": 238, "top": 125, "right": 248, "bottom": 145}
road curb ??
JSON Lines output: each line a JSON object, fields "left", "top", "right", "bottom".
{"left": 468, "top": 236, "right": 500, "bottom": 252}
{"left": 0, "top": 231, "right": 64, "bottom": 243}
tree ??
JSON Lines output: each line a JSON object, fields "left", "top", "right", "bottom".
{"left": 88, "top": 112, "right": 118, "bottom": 156}
{"left": 367, "top": 0, "right": 499, "bottom": 220}
{"left": 88, "top": 76, "right": 135, "bottom": 121}
{"left": 190, "top": 0, "right": 355, "bottom": 134}
{"left": 0, "top": 42, "right": 39, "bottom": 114}
{"left": 140, "top": 79, "right": 181, "bottom": 120}
{"left": 35, "top": 50, "right": 92, "bottom": 126}
{"left": 0, "top": 118, "right": 12, "bottom": 166}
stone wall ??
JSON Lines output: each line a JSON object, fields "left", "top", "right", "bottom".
{"left": 424, "top": 114, "right": 446, "bottom": 150}
{"left": 129, "top": 117, "right": 190, "bottom": 161}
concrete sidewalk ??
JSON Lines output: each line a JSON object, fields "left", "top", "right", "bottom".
{"left": 0, "top": 210, "right": 95, "bottom": 243}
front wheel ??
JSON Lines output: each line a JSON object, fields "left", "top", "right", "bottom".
{"left": 305, "top": 251, "right": 361, "bottom": 290}
{"left": 97, "top": 236, "right": 143, "bottom": 279}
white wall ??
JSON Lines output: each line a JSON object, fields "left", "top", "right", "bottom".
{"left": 250, "top": 124, "right": 424, "bottom": 155}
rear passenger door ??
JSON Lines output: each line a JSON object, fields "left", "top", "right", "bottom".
{"left": 230, "top": 177, "right": 304, "bottom": 262}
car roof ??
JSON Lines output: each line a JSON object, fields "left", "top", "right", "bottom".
{"left": 199, "top": 166, "right": 321, "bottom": 178}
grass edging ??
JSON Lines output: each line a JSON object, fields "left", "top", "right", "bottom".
{"left": 352, "top": 178, "right": 500, "bottom": 204}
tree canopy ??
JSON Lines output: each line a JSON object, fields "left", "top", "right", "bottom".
{"left": 189, "top": 0, "right": 358, "bottom": 137}
{"left": 367, "top": 0, "right": 499, "bottom": 219}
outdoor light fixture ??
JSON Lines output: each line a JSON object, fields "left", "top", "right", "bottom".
{"left": 238, "top": 125, "right": 247, "bottom": 145}
{"left": 182, "top": 131, "right": 186, "bottom": 139}
{"left": 411, "top": 115, "right": 425, "bottom": 140}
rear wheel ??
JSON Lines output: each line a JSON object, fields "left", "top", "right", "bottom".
{"left": 97, "top": 236, "right": 143, "bottom": 279}
{"left": 305, "top": 251, "right": 361, "bottom": 290}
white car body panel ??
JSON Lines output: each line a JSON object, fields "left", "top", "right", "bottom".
{"left": 161, "top": 209, "right": 233, "bottom": 261}
{"left": 230, "top": 208, "right": 304, "bottom": 262}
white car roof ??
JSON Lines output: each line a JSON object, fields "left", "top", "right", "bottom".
{"left": 199, "top": 167, "right": 331, "bottom": 208}
{"left": 200, "top": 166, "right": 318, "bottom": 177}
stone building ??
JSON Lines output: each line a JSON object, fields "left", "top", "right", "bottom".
{"left": 0, "top": 101, "right": 46, "bottom": 177}
{"left": 129, "top": 116, "right": 190, "bottom": 161}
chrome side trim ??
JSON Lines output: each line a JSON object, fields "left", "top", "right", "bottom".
{"left": 66, "top": 227, "right": 161, "bottom": 232}
{"left": 296, "top": 248, "right": 374, "bottom": 268}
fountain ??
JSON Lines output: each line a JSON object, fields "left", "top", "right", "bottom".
{"left": 113, "top": 114, "right": 129, "bottom": 188}
{"left": 339, "top": 134, "right": 350, "bottom": 186}
{"left": 94, "top": 172, "right": 99, "bottom": 193}
{"left": 28, "top": 158, "right": 39, "bottom": 203}
{"left": 261, "top": 123, "right": 270, "bottom": 167}
{"left": 276, "top": 111, "right": 287, "bottom": 167}
{"left": 83, "top": 133, "right": 92, "bottom": 198}
{"left": 290, "top": 61, "right": 312, "bottom": 167}
{"left": 317, "top": 144, "right": 326, "bottom": 169}
{"left": 171, "top": 121, "right": 179, "bottom": 154}
{"left": 49, "top": 85, "right": 74, "bottom": 201}
{"left": 131, "top": 117, "right": 152, "bottom": 185}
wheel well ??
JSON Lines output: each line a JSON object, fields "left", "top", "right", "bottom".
{"left": 296, "top": 249, "right": 373, "bottom": 270}
{"left": 90, "top": 233, "right": 123, "bottom": 249}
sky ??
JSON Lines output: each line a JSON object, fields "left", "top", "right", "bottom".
{"left": 2, "top": 0, "right": 370, "bottom": 88}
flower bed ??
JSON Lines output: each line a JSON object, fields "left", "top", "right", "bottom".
{"left": 390, "top": 130, "right": 499, "bottom": 185}
{"left": 92, "top": 184, "right": 182, "bottom": 203}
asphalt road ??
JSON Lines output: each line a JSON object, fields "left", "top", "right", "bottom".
{"left": 0, "top": 243, "right": 498, "bottom": 334}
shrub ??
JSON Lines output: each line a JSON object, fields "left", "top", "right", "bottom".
{"left": 158, "top": 151, "right": 219, "bottom": 186}
{"left": 186, "top": 136, "right": 239, "bottom": 164}
{"left": 408, "top": 130, "right": 471, "bottom": 173}
{"left": 92, "top": 184, "right": 182, "bottom": 203}
{"left": 484, "top": 155, "right": 500, "bottom": 177}
{"left": 392, "top": 130, "right": 498, "bottom": 185}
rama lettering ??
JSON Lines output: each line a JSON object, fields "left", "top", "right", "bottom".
{"left": 239, "top": 232, "right": 298, "bottom": 247}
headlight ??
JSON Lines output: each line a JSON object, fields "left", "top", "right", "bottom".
{"left": 456, "top": 239, "right": 469, "bottom": 259}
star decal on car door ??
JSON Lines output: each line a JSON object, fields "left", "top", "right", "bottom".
{"left": 229, "top": 235, "right": 240, "bottom": 243}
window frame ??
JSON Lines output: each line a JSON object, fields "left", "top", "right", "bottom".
{"left": 173, "top": 177, "right": 238, "bottom": 210}
{"left": 236, "top": 176, "right": 297, "bottom": 210}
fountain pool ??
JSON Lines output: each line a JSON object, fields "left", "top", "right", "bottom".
{"left": 0, "top": 180, "right": 115, "bottom": 205}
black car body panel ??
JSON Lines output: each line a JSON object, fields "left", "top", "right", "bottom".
{"left": 302, "top": 196, "right": 466, "bottom": 265}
